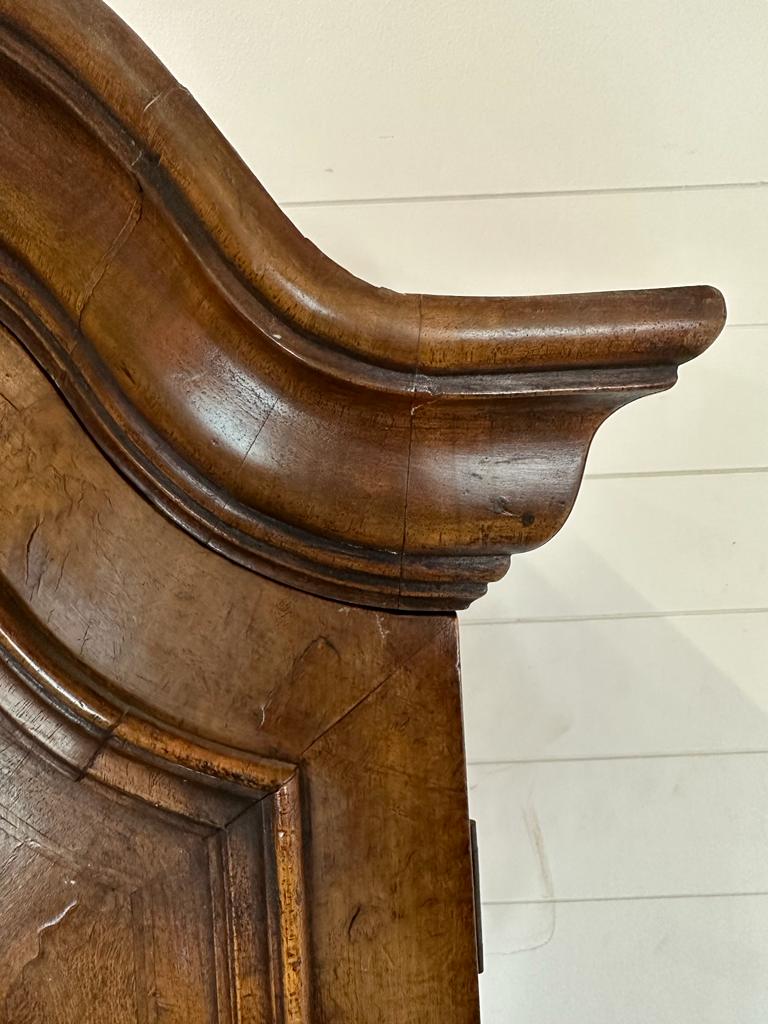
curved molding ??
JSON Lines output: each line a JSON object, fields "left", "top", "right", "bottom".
{"left": 0, "top": 0, "right": 726, "bottom": 609}
{"left": 0, "top": 573, "right": 311, "bottom": 1023}
{"left": 0, "top": 574, "right": 295, "bottom": 797}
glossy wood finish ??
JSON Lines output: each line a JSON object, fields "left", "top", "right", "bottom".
{"left": 0, "top": 0, "right": 724, "bottom": 610}
{"left": 0, "top": 1, "right": 724, "bottom": 1021}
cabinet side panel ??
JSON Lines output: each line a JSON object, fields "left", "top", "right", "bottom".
{"left": 302, "top": 623, "right": 480, "bottom": 1024}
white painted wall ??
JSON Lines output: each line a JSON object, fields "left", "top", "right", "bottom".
{"left": 106, "top": 3, "right": 768, "bottom": 1020}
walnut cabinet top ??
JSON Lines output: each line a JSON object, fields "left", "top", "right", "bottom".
{"left": 0, "top": 0, "right": 725, "bottom": 611}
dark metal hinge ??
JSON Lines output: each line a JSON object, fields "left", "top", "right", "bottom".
{"left": 470, "top": 819, "right": 484, "bottom": 974}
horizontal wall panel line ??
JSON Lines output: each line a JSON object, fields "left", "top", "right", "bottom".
{"left": 281, "top": 178, "right": 768, "bottom": 210}
{"left": 461, "top": 607, "right": 768, "bottom": 627}
{"left": 482, "top": 891, "right": 768, "bottom": 907}
{"left": 468, "top": 749, "right": 768, "bottom": 768}
{"left": 585, "top": 467, "right": 768, "bottom": 481}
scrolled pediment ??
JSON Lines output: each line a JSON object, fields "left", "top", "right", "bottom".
{"left": 0, "top": 0, "right": 725, "bottom": 609}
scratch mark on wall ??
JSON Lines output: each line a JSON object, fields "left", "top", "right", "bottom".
{"left": 510, "top": 803, "right": 556, "bottom": 953}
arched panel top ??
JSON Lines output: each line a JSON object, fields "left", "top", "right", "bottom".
{"left": 0, "top": 0, "right": 726, "bottom": 609}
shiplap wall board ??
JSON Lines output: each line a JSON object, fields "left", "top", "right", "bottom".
{"left": 469, "top": 754, "right": 768, "bottom": 901}
{"left": 480, "top": 898, "right": 768, "bottom": 1024}
{"left": 108, "top": 0, "right": 768, "bottom": 202}
{"left": 461, "top": 613, "right": 768, "bottom": 762}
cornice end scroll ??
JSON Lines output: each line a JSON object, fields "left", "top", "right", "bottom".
{"left": 0, "top": 0, "right": 726, "bottom": 611}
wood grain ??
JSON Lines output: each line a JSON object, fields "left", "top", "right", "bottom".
{"left": 0, "top": 1, "right": 724, "bottom": 1020}
{"left": 0, "top": 329, "right": 478, "bottom": 1019}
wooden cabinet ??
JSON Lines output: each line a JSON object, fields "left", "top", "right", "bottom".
{"left": 0, "top": 2, "right": 724, "bottom": 1020}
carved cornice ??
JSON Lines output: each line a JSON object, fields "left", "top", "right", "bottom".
{"left": 0, "top": 0, "right": 726, "bottom": 609}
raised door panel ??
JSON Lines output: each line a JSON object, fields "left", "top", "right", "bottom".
{"left": 0, "top": 719, "right": 273, "bottom": 1023}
